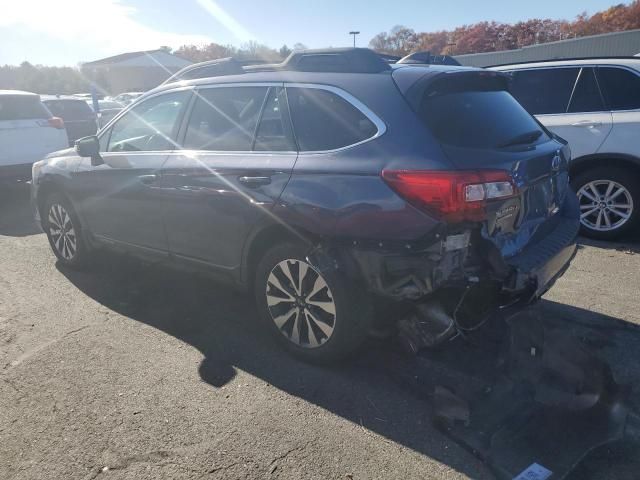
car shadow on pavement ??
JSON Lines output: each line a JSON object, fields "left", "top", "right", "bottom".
{"left": 0, "top": 182, "right": 41, "bottom": 237}
{"left": 56, "top": 252, "right": 640, "bottom": 480}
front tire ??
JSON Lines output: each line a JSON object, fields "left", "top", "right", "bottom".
{"left": 254, "top": 243, "right": 370, "bottom": 363}
{"left": 43, "top": 193, "right": 91, "bottom": 269}
{"left": 572, "top": 167, "right": 639, "bottom": 240}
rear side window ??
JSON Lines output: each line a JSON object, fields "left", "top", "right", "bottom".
{"left": 597, "top": 67, "right": 640, "bottom": 111}
{"left": 286, "top": 88, "right": 377, "bottom": 151}
{"left": 568, "top": 68, "right": 604, "bottom": 113}
{"left": 44, "top": 100, "right": 94, "bottom": 120}
{"left": 420, "top": 88, "right": 546, "bottom": 149}
{"left": 508, "top": 68, "right": 579, "bottom": 115}
{"left": 0, "top": 95, "right": 50, "bottom": 121}
{"left": 183, "top": 86, "right": 268, "bottom": 151}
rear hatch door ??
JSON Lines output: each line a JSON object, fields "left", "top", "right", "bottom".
{"left": 413, "top": 71, "right": 571, "bottom": 257}
{"left": 0, "top": 94, "right": 68, "bottom": 167}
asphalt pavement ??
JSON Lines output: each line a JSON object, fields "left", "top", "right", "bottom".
{"left": 1, "top": 182, "right": 640, "bottom": 479}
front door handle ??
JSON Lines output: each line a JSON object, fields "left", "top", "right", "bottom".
{"left": 570, "top": 120, "right": 603, "bottom": 128}
{"left": 238, "top": 175, "right": 271, "bottom": 187}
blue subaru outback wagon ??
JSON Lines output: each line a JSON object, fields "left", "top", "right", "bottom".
{"left": 32, "top": 48, "right": 579, "bottom": 362}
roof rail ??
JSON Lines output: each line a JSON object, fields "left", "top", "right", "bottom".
{"left": 162, "top": 57, "right": 245, "bottom": 85}
{"left": 487, "top": 55, "right": 640, "bottom": 68}
{"left": 160, "top": 48, "right": 394, "bottom": 85}
{"left": 397, "top": 51, "right": 461, "bottom": 66}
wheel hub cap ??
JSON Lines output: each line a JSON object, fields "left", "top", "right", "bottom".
{"left": 577, "top": 180, "right": 634, "bottom": 232}
{"left": 48, "top": 204, "right": 77, "bottom": 260}
{"left": 265, "top": 259, "right": 336, "bottom": 348}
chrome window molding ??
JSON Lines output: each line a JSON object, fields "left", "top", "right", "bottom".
{"left": 97, "top": 81, "right": 387, "bottom": 156}
{"left": 283, "top": 82, "right": 387, "bottom": 154}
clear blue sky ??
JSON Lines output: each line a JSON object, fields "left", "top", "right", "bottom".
{"left": 0, "top": 0, "right": 625, "bottom": 66}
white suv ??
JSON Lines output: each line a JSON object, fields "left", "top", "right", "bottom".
{"left": 0, "top": 90, "right": 69, "bottom": 182}
{"left": 492, "top": 59, "right": 640, "bottom": 240}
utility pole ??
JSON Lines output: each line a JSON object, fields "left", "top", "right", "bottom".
{"left": 349, "top": 31, "right": 360, "bottom": 48}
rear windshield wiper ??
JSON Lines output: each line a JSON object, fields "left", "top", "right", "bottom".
{"left": 497, "top": 130, "right": 543, "bottom": 148}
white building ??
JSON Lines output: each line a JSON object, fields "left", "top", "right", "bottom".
{"left": 81, "top": 49, "right": 192, "bottom": 95}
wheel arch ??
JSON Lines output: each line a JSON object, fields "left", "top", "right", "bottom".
{"left": 241, "top": 222, "right": 318, "bottom": 291}
{"left": 569, "top": 153, "right": 640, "bottom": 183}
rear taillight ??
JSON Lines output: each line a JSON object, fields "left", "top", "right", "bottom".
{"left": 47, "top": 117, "right": 65, "bottom": 129}
{"left": 381, "top": 170, "right": 516, "bottom": 222}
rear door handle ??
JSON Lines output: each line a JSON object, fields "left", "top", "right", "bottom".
{"left": 138, "top": 173, "right": 158, "bottom": 185}
{"left": 570, "top": 120, "right": 602, "bottom": 128}
{"left": 238, "top": 175, "right": 271, "bottom": 187}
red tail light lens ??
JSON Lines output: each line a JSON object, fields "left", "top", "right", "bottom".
{"left": 381, "top": 169, "right": 515, "bottom": 222}
{"left": 47, "top": 117, "right": 65, "bottom": 129}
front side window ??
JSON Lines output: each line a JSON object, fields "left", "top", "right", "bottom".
{"left": 183, "top": 87, "right": 268, "bottom": 151}
{"left": 508, "top": 68, "right": 579, "bottom": 115}
{"left": 597, "top": 67, "right": 640, "bottom": 111}
{"left": 106, "top": 90, "right": 189, "bottom": 152}
{"left": 286, "top": 87, "right": 378, "bottom": 151}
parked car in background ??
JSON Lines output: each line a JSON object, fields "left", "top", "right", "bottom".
{"left": 113, "top": 92, "right": 144, "bottom": 105}
{"left": 492, "top": 58, "right": 640, "bottom": 239}
{"left": 32, "top": 49, "right": 579, "bottom": 362}
{"left": 0, "top": 90, "right": 68, "bottom": 182}
{"left": 86, "top": 99, "right": 123, "bottom": 128}
{"left": 42, "top": 96, "right": 97, "bottom": 146}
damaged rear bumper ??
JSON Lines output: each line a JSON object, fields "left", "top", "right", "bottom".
{"left": 344, "top": 192, "right": 579, "bottom": 313}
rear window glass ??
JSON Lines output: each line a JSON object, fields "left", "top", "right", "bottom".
{"left": 44, "top": 100, "right": 93, "bottom": 120}
{"left": 286, "top": 88, "right": 377, "bottom": 151}
{"left": 0, "top": 95, "right": 50, "bottom": 121}
{"left": 419, "top": 88, "right": 547, "bottom": 149}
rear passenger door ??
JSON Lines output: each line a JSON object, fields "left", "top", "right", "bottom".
{"left": 161, "top": 84, "right": 298, "bottom": 273}
{"left": 508, "top": 67, "right": 612, "bottom": 159}
{"left": 595, "top": 66, "right": 640, "bottom": 156}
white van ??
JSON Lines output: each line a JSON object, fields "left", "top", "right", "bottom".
{"left": 0, "top": 90, "right": 69, "bottom": 181}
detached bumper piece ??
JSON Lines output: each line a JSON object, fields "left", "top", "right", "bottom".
{"left": 389, "top": 309, "right": 639, "bottom": 480}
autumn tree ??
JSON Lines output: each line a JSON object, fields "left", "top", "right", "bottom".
{"left": 370, "top": 0, "right": 640, "bottom": 56}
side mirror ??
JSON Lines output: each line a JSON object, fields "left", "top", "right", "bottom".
{"left": 75, "top": 135, "right": 103, "bottom": 166}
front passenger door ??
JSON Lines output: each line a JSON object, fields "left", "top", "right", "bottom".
{"left": 73, "top": 89, "right": 191, "bottom": 252}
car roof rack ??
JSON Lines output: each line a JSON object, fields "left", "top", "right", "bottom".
{"left": 488, "top": 55, "right": 640, "bottom": 68}
{"left": 162, "top": 48, "right": 393, "bottom": 84}
{"left": 397, "top": 51, "right": 461, "bottom": 66}
{"left": 247, "top": 48, "right": 392, "bottom": 73}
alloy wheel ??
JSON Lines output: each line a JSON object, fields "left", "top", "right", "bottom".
{"left": 265, "top": 259, "right": 336, "bottom": 348}
{"left": 577, "top": 180, "right": 634, "bottom": 232}
{"left": 48, "top": 203, "right": 77, "bottom": 260}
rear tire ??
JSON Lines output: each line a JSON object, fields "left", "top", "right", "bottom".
{"left": 42, "top": 192, "right": 91, "bottom": 269}
{"left": 254, "top": 242, "right": 370, "bottom": 363}
{"left": 571, "top": 167, "right": 639, "bottom": 240}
